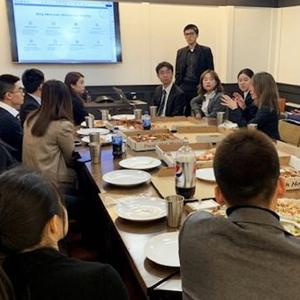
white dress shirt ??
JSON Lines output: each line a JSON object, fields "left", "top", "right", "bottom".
{"left": 201, "top": 90, "right": 216, "bottom": 117}
{"left": 0, "top": 101, "right": 19, "bottom": 117}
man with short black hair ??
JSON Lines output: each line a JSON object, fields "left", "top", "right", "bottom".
{"left": 20, "top": 68, "right": 44, "bottom": 126}
{"left": 0, "top": 74, "right": 24, "bottom": 161}
{"left": 151, "top": 61, "right": 185, "bottom": 116}
{"left": 180, "top": 130, "right": 300, "bottom": 300}
{"left": 175, "top": 24, "right": 214, "bottom": 116}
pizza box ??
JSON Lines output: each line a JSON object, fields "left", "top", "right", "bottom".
{"left": 123, "top": 128, "right": 183, "bottom": 151}
{"left": 174, "top": 126, "right": 224, "bottom": 144}
{"left": 155, "top": 143, "right": 214, "bottom": 168}
{"left": 152, "top": 116, "right": 211, "bottom": 131}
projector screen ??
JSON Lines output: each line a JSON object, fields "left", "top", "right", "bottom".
{"left": 6, "top": 0, "right": 122, "bottom": 64}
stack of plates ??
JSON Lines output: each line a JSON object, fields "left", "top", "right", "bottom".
{"left": 111, "top": 114, "right": 135, "bottom": 121}
{"left": 76, "top": 128, "right": 110, "bottom": 135}
{"left": 81, "top": 134, "right": 112, "bottom": 145}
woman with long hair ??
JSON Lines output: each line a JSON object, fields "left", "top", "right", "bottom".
{"left": 0, "top": 167, "right": 128, "bottom": 300}
{"left": 64, "top": 72, "right": 88, "bottom": 125}
{"left": 222, "top": 72, "right": 280, "bottom": 140}
{"left": 232, "top": 68, "right": 257, "bottom": 122}
{"left": 23, "top": 80, "right": 75, "bottom": 188}
{"left": 190, "top": 70, "right": 226, "bottom": 118}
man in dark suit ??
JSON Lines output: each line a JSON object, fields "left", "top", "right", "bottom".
{"left": 180, "top": 130, "right": 300, "bottom": 300}
{"left": 0, "top": 74, "right": 24, "bottom": 161}
{"left": 151, "top": 61, "right": 185, "bottom": 116}
{"left": 20, "top": 68, "right": 44, "bottom": 126}
{"left": 175, "top": 24, "right": 214, "bottom": 116}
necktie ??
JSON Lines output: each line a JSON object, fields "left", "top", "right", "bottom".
{"left": 158, "top": 90, "right": 167, "bottom": 116}
{"left": 16, "top": 113, "right": 20, "bottom": 120}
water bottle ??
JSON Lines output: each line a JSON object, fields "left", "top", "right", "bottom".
{"left": 175, "top": 138, "right": 196, "bottom": 199}
{"left": 112, "top": 127, "right": 123, "bottom": 159}
{"left": 142, "top": 112, "right": 151, "bottom": 130}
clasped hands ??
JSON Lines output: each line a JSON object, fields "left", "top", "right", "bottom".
{"left": 221, "top": 93, "right": 245, "bottom": 110}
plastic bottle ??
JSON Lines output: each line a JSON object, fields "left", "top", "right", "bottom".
{"left": 175, "top": 138, "right": 196, "bottom": 199}
{"left": 142, "top": 112, "right": 151, "bottom": 130}
{"left": 112, "top": 127, "right": 123, "bottom": 159}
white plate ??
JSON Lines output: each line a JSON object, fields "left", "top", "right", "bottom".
{"left": 145, "top": 232, "right": 180, "bottom": 267}
{"left": 119, "top": 156, "right": 161, "bottom": 170}
{"left": 76, "top": 128, "right": 110, "bottom": 135}
{"left": 111, "top": 114, "right": 135, "bottom": 121}
{"left": 116, "top": 197, "right": 167, "bottom": 221}
{"left": 81, "top": 134, "right": 112, "bottom": 145}
{"left": 103, "top": 169, "right": 151, "bottom": 186}
{"left": 196, "top": 168, "right": 216, "bottom": 182}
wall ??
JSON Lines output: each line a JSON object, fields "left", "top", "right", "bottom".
{"left": 276, "top": 6, "right": 300, "bottom": 85}
{"left": 0, "top": 1, "right": 291, "bottom": 85}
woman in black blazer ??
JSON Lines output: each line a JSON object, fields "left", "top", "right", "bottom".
{"left": 64, "top": 72, "right": 88, "bottom": 125}
{"left": 221, "top": 72, "right": 280, "bottom": 140}
{"left": 233, "top": 68, "right": 257, "bottom": 122}
{"left": 0, "top": 167, "right": 128, "bottom": 300}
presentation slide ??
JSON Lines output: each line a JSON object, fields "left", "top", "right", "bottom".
{"left": 9, "top": 0, "right": 121, "bottom": 63}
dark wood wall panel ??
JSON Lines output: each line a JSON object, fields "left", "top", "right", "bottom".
{"left": 278, "top": 0, "right": 300, "bottom": 7}
{"left": 86, "top": 83, "right": 300, "bottom": 105}
{"left": 117, "top": 0, "right": 300, "bottom": 7}
{"left": 117, "top": 0, "right": 277, "bottom": 7}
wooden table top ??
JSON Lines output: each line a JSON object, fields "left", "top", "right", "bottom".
{"left": 76, "top": 124, "right": 300, "bottom": 295}
{"left": 79, "top": 145, "right": 180, "bottom": 292}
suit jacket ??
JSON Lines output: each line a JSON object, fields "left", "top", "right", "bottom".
{"left": 229, "top": 106, "right": 280, "bottom": 140}
{"left": 0, "top": 139, "right": 17, "bottom": 173}
{"left": 72, "top": 94, "right": 88, "bottom": 125}
{"left": 0, "top": 107, "right": 23, "bottom": 161}
{"left": 179, "top": 206, "right": 300, "bottom": 300}
{"left": 175, "top": 44, "right": 214, "bottom": 87}
{"left": 3, "top": 247, "right": 128, "bottom": 300}
{"left": 23, "top": 117, "right": 75, "bottom": 185}
{"left": 190, "top": 92, "right": 225, "bottom": 118}
{"left": 152, "top": 84, "right": 185, "bottom": 116}
{"left": 19, "top": 93, "right": 40, "bottom": 126}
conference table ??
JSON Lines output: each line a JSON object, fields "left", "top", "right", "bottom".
{"left": 77, "top": 142, "right": 183, "bottom": 300}
{"left": 75, "top": 118, "right": 300, "bottom": 300}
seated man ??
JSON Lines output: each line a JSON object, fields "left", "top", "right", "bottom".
{"left": 151, "top": 61, "right": 185, "bottom": 116}
{"left": 20, "top": 68, "right": 44, "bottom": 126}
{"left": 0, "top": 74, "right": 24, "bottom": 161}
{"left": 179, "top": 130, "right": 300, "bottom": 300}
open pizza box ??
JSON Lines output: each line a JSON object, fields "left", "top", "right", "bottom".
{"left": 122, "top": 128, "right": 183, "bottom": 151}
{"left": 174, "top": 126, "right": 224, "bottom": 144}
{"left": 151, "top": 167, "right": 215, "bottom": 200}
{"left": 276, "top": 141, "right": 300, "bottom": 196}
{"left": 156, "top": 143, "right": 214, "bottom": 168}
{"left": 151, "top": 116, "right": 208, "bottom": 130}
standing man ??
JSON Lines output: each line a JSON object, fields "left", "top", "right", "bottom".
{"left": 175, "top": 24, "right": 214, "bottom": 116}
{"left": 152, "top": 61, "right": 185, "bottom": 116}
{"left": 20, "top": 68, "right": 44, "bottom": 126}
{"left": 0, "top": 74, "right": 24, "bottom": 161}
